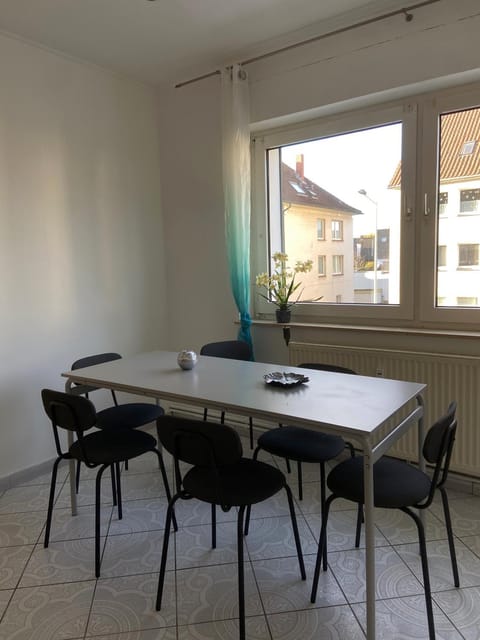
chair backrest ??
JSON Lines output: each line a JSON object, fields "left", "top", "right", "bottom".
{"left": 157, "top": 415, "right": 243, "bottom": 468}
{"left": 71, "top": 352, "right": 122, "bottom": 401}
{"left": 422, "top": 401, "right": 457, "bottom": 499}
{"left": 299, "top": 362, "right": 357, "bottom": 375}
{"left": 42, "top": 389, "right": 97, "bottom": 459}
{"left": 200, "top": 340, "right": 252, "bottom": 362}
{"left": 71, "top": 352, "right": 122, "bottom": 370}
{"left": 42, "top": 389, "right": 97, "bottom": 431}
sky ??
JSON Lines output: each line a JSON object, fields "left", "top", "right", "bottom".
{"left": 280, "top": 122, "right": 402, "bottom": 235}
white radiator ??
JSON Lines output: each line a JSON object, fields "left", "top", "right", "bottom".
{"left": 289, "top": 341, "right": 480, "bottom": 478}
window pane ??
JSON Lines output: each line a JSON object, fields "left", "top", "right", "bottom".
{"left": 317, "top": 219, "right": 325, "bottom": 240}
{"left": 270, "top": 122, "right": 402, "bottom": 305}
{"left": 332, "top": 255, "right": 344, "bottom": 275}
{"left": 318, "top": 255, "right": 326, "bottom": 276}
{"left": 438, "top": 245, "right": 447, "bottom": 267}
{"left": 331, "top": 220, "right": 343, "bottom": 240}
{"left": 436, "top": 108, "right": 480, "bottom": 307}
{"left": 458, "top": 243, "right": 479, "bottom": 266}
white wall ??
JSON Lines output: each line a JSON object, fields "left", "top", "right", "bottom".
{"left": 2, "top": 0, "right": 479, "bottom": 481}
{"left": 159, "top": 0, "right": 480, "bottom": 364}
{"left": 0, "top": 34, "right": 167, "bottom": 480}
{"left": 157, "top": 77, "right": 238, "bottom": 352}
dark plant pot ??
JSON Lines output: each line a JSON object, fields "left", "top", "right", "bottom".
{"left": 275, "top": 307, "right": 291, "bottom": 323}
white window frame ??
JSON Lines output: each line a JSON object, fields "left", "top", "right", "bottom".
{"left": 251, "top": 101, "right": 416, "bottom": 323}
{"left": 458, "top": 243, "right": 480, "bottom": 269}
{"left": 317, "top": 218, "right": 325, "bottom": 240}
{"left": 331, "top": 220, "right": 343, "bottom": 241}
{"left": 332, "top": 255, "right": 344, "bottom": 275}
{"left": 459, "top": 188, "right": 480, "bottom": 215}
{"left": 437, "top": 245, "right": 447, "bottom": 269}
{"left": 318, "top": 254, "right": 326, "bottom": 276}
{"left": 419, "top": 83, "right": 480, "bottom": 325}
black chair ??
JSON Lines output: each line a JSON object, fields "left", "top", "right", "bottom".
{"left": 200, "top": 340, "right": 255, "bottom": 448}
{"left": 254, "top": 362, "right": 355, "bottom": 505}
{"left": 71, "top": 352, "right": 166, "bottom": 487}
{"left": 41, "top": 388, "right": 175, "bottom": 577}
{"left": 311, "top": 402, "right": 459, "bottom": 640}
{"left": 255, "top": 363, "right": 356, "bottom": 500}
{"left": 155, "top": 415, "right": 306, "bottom": 640}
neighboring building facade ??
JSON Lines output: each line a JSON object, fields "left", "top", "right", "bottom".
{"left": 390, "top": 108, "right": 480, "bottom": 307}
{"left": 281, "top": 156, "right": 362, "bottom": 304}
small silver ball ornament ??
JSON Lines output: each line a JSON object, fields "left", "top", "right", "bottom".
{"left": 177, "top": 349, "right": 198, "bottom": 370}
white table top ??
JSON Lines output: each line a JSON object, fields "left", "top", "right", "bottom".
{"left": 63, "top": 350, "right": 425, "bottom": 441}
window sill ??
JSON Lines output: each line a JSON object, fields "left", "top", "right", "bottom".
{"left": 245, "top": 318, "right": 480, "bottom": 339}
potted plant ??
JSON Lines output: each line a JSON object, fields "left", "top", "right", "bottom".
{"left": 256, "top": 252, "right": 319, "bottom": 323}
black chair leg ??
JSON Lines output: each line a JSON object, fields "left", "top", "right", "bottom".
{"left": 355, "top": 504, "right": 363, "bottom": 548}
{"left": 110, "top": 465, "right": 117, "bottom": 507}
{"left": 285, "top": 457, "right": 292, "bottom": 474}
{"left": 404, "top": 507, "right": 435, "bottom": 640}
{"left": 115, "top": 462, "right": 122, "bottom": 520}
{"left": 75, "top": 460, "right": 81, "bottom": 493}
{"left": 156, "top": 494, "right": 181, "bottom": 610}
{"left": 284, "top": 484, "right": 306, "bottom": 580}
{"left": 153, "top": 448, "right": 178, "bottom": 532}
{"left": 297, "top": 461, "right": 303, "bottom": 501}
{"left": 237, "top": 505, "right": 246, "bottom": 640}
{"left": 95, "top": 464, "right": 108, "bottom": 578}
{"left": 203, "top": 408, "right": 208, "bottom": 421}
{"left": 248, "top": 417, "right": 254, "bottom": 450}
{"left": 440, "top": 487, "right": 460, "bottom": 587}
{"left": 211, "top": 503, "right": 217, "bottom": 549}
{"left": 278, "top": 423, "right": 292, "bottom": 474}
{"left": 44, "top": 457, "right": 61, "bottom": 547}
{"left": 220, "top": 411, "right": 226, "bottom": 424}
{"left": 311, "top": 493, "right": 335, "bottom": 602}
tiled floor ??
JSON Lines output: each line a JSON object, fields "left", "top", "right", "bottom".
{"left": 0, "top": 426, "right": 479, "bottom": 639}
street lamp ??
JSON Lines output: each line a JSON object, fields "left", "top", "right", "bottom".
{"left": 358, "top": 189, "right": 379, "bottom": 303}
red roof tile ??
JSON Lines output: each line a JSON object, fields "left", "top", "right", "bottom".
{"left": 282, "top": 163, "right": 361, "bottom": 215}
{"left": 389, "top": 107, "right": 480, "bottom": 188}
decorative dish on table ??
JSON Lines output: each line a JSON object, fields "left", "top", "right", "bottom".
{"left": 264, "top": 372, "right": 309, "bottom": 387}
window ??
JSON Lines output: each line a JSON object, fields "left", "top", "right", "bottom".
{"left": 331, "top": 220, "right": 343, "bottom": 241}
{"left": 460, "top": 141, "right": 476, "bottom": 156}
{"left": 438, "top": 245, "right": 447, "bottom": 268}
{"left": 460, "top": 189, "right": 480, "bottom": 213}
{"left": 317, "top": 219, "right": 325, "bottom": 240}
{"left": 457, "top": 296, "right": 478, "bottom": 306}
{"left": 438, "top": 192, "right": 448, "bottom": 216}
{"left": 253, "top": 83, "right": 480, "bottom": 326}
{"left": 332, "top": 255, "right": 344, "bottom": 275}
{"left": 318, "top": 255, "right": 326, "bottom": 276}
{"left": 458, "top": 244, "right": 479, "bottom": 267}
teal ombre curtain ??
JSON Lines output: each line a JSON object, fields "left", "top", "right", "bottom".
{"left": 222, "top": 64, "right": 253, "bottom": 353}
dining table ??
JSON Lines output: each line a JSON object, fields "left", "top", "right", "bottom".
{"left": 63, "top": 349, "right": 426, "bottom": 640}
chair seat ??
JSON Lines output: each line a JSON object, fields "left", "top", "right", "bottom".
{"left": 183, "top": 458, "right": 286, "bottom": 506}
{"left": 70, "top": 429, "right": 157, "bottom": 465}
{"left": 327, "top": 456, "right": 432, "bottom": 508}
{"left": 258, "top": 426, "right": 345, "bottom": 463}
{"left": 96, "top": 403, "right": 164, "bottom": 430}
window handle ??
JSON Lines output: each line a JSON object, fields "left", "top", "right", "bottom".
{"left": 403, "top": 191, "right": 413, "bottom": 220}
{"left": 424, "top": 193, "right": 431, "bottom": 217}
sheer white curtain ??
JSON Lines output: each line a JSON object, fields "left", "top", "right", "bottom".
{"left": 222, "top": 64, "right": 252, "bottom": 351}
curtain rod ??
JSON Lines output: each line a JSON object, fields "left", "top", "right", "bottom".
{"left": 175, "top": 0, "right": 442, "bottom": 88}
